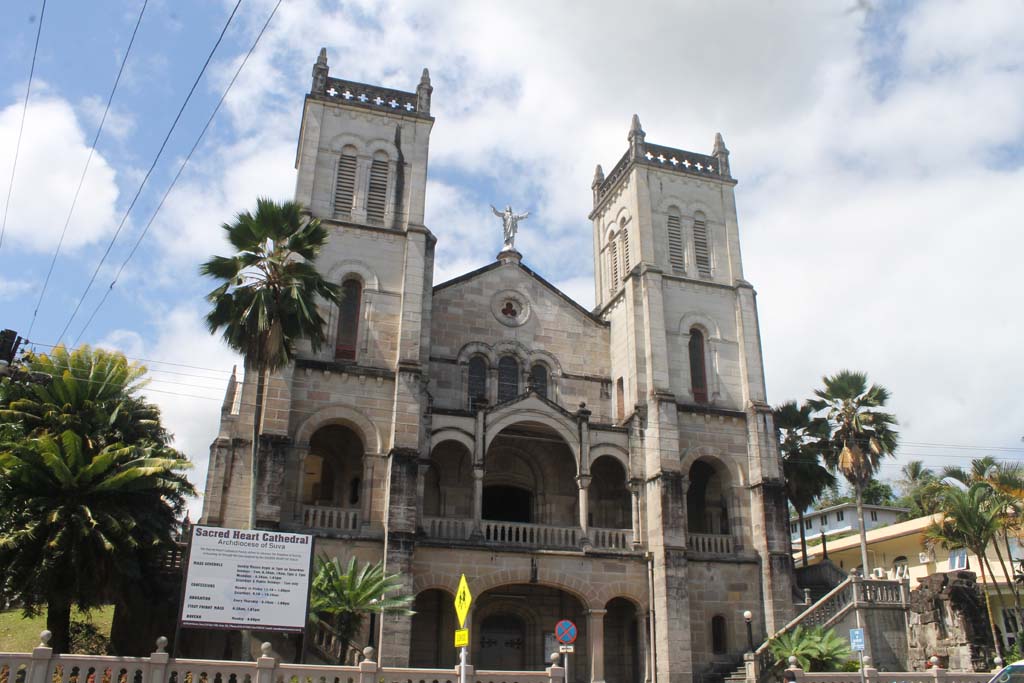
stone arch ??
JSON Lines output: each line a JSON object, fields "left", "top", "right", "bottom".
{"left": 684, "top": 452, "right": 737, "bottom": 536}
{"left": 656, "top": 196, "right": 689, "bottom": 215}
{"left": 457, "top": 341, "right": 497, "bottom": 366}
{"left": 326, "top": 259, "right": 380, "bottom": 291}
{"left": 470, "top": 574, "right": 596, "bottom": 610}
{"left": 493, "top": 340, "right": 531, "bottom": 366}
{"left": 613, "top": 205, "right": 632, "bottom": 228}
{"left": 680, "top": 447, "right": 744, "bottom": 487}
{"left": 678, "top": 312, "right": 721, "bottom": 340}
{"left": 327, "top": 132, "right": 364, "bottom": 153}
{"left": 485, "top": 412, "right": 580, "bottom": 464}
{"left": 527, "top": 349, "right": 563, "bottom": 377}
{"left": 589, "top": 441, "right": 630, "bottom": 472}
{"left": 429, "top": 428, "right": 474, "bottom": 455}
{"left": 294, "top": 403, "right": 381, "bottom": 455}
{"left": 364, "top": 138, "right": 399, "bottom": 160}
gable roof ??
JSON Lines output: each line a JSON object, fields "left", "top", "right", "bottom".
{"left": 433, "top": 258, "right": 607, "bottom": 326}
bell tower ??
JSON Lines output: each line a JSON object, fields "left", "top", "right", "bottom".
{"left": 590, "top": 117, "right": 793, "bottom": 681}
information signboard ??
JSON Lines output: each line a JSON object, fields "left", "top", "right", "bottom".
{"left": 180, "top": 526, "right": 314, "bottom": 632}
{"left": 849, "top": 628, "right": 865, "bottom": 652}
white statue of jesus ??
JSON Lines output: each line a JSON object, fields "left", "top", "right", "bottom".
{"left": 491, "top": 204, "right": 529, "bottom": 250}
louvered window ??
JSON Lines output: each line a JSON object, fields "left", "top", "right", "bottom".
{"left": 498, "top": 356, "right": 519, "bottom": 403}
{"left": 609, "top": 240, "right": 619, "bottom": 288}
{"left": 529, "top": 363, "right": 548, "bottom": 399}
{"left": 693, "top": 214, "right": 712, "bottom": 277}
{"left": 689, "top": 328, "right": 708, "bottom": 403}
{"left": 468, "top": 357, "right": 488, "bottom": 411}
{"left": 333, "top": 154, "right": 357, "bottom": 218}
{"left": 366, "top": 158, "right": 389, "bottom": 225}
{"left": 620, "top": 230, "right": 631, "bottom": 279}
{"left": 667, "top": 213, "right": 685, "bottom": 274}
{"left": 335, "top": 279, "right": 362, "bottom": 360}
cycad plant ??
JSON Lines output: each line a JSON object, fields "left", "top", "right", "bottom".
{"left": 774, "top": 400, "right": 835, "bottom": 567}
{"left": 309, "top": 556, "right": 414, "bottom": 662}
{"left": 0, "top": 431, "right": 192, "bottom": 653}
{"left": 808, "top": 370, "right": 898, "bottom": 575}
{"left": 768, "top": 625, "right": 853, "bottom": 671}
{"left": 200, "top": 198, "right": 341, "bottom": 529}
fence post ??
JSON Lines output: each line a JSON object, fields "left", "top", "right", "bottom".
{"left": 359, "top": 647, "right": 379, "bottom": 683}
{"left": 862, "top": 656, "right": 878, "bottom": 683}
{"left": 992, "top": 657, "right": 1005, "bottom": 674}
{"left": 786, "top": 657, "right": 804, "bottom": 682}
{"left": 149, "top": 637, "right": 169, "bottom": 683}
{"left": 27, "top": 631, "right": 53, "bottom": 683}
{"left": 256, "top": 643, "right": 276, "bottom": 683}
{"left": 929, "top": 656, "right": 945, "bottom": 683}
{"left": 547, "top": 653, "right": 565, "bottom": 683}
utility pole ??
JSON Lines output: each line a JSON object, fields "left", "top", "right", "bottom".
{"left": 0, "top": 329, "right": 50, "bottom": 385}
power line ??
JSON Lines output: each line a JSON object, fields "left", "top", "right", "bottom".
{"left": 0, "top": 0, "right": 47, "bottom": 253}
{"left": 73, "top": 0, "right": 284, "bottom": 345}
{"left": 27, "top": 0, "right": 149, "bottom": 339}
{"left": 56, "top": 0, "right": 243, "bottom": 346}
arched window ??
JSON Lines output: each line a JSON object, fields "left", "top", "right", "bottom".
{"left": 667, "top": 208, "right": 685, "bottom": 274}
{"left": 693, "top": 211, "right": 711, "bottom": 278}
{"left": 616, "top": 378, "right": 625, "bottom": 421}
{"left": 620, "top": 220, "right": 631, "bottom": 278}
{"left": 336, "top": 279, "right": 362, "bottom": 360}
{"left": 609, "top": 238, "right": 620, "bottom": 287}
{"left": 333, "top": 148, "right": 358, "bottom": 218}
{"left": 468, "top": 357, "right": 488, "bottom": 411}
{"left": 498, "top": 356, "right": 519, "bottom": 403}
{"left": 529, "top": 363, "right": 548, "bottom": 399}
{"left": 689, "top": 328, "right": 708, "bottom": 403}
{"left": 711, "top": 615, "right": 727, "bottom": 654}
{"left": 366, "top": 153, "right": 389, "bottom": 225}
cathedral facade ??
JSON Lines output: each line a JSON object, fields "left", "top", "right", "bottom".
{"left": 200, "top": 49, "right": 794, "bottom": 683}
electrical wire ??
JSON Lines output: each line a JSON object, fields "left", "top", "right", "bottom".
{"left": 56, "top": 0, "right": 244, "bottom": 346}
{"left": 0, "top": 0, "right": 47, "bottom": 253}
{"left": 72, "top": 0, "right": 284, "bottom": 346}
{"left": 26, "top": 0, "right": 149, "bottom": 339}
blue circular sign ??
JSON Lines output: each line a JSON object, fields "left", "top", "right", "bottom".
{"left": 555, "top": 619, "right": 577, "bottom": 644}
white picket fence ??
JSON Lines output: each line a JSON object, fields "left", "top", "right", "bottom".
{"left": 0, "top": 633, "right": 566, "bottom": 683}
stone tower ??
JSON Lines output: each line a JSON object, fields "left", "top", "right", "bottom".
{"left": 589, "top": 115, "right": 793, "bottom": 676}
{"left": 201, "top": 50, "right": 794, "bottom": 683}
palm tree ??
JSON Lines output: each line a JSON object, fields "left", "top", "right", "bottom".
{"left": 200, "top": 198, "right": 341, "bottom": 529}
{"left": 924, "top": 483, "right": 1004, "bottom": 661}
{"left": 807, "top": 370, "right": 898, "bottom": 575}
{"left": 897, "top": 460, "right": 942, "bottom": 519}
{"left": 942, "top": 458, "right": 1024, "bottom": 644}
{"left": 309, "top": 556, "right": 414, "bottom": 663}
{"left": 0, "top": 430, "right": 192, "bottom": 654}
{"left": 774, "top": 401, "right": 835, "bottom": 567}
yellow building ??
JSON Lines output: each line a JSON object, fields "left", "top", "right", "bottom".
{"left": 800, "top": 514, "right": 1024, "bottom": 651}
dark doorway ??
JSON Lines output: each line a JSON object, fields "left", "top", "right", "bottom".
{"left": 478, "top": 614, "right": 527, "bottom": 671}
{"left": 711, "top": 615, "right": 727, "bottom": 654}
{"left": 483, "top": 485, "right": 532, "bottom": 523}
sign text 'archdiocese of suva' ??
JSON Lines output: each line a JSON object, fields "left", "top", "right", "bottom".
{"left": 181, "top": 526, "right": 314, "bottom": 633}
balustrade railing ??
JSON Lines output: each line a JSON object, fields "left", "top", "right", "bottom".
{"left": 423, "top": 517, "right": 471, "bottom": 541}
{"left": 788, "top": 664, "right": 992, "bottom": 683}
{"left": 590, "top": 528, "right": 633, "bottom": 550}
{"left": 687, "top": 533, "right": 734, "bottom": 554}
{"left": 303, "top": 505, "right": 360, "bottom": 531}
{"left": 483, "top": 521, "right": 579, "bottom": 548}
{"left": 0, "top": 634, "right": 567, "bottom": 683}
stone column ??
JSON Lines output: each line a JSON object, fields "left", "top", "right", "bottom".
{"left": 415, "top": 459, "right": 429, "bottom": 532}
{"left": 472, "top": 467, "right": 484, "bottom": 537}
{"left": 629, "top": 478, "right": 642, "bottom": 548}
{"left": 587, "top": 608, "right": 607, "bottom": 683}
{"left": 577, "top": 474, "right": 592, "bottom": 543}
{"left": 360, "top": 456, "right": 375, "bottom": 529}
{"left": 638, "top": 610, "right": 651, "bottom": 683}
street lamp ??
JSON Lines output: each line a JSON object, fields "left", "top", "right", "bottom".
{"left": 743, "top": 610, "right": 754, "bottom": 653}
{"left": 368, "top": 598, "right": 380, "bottom": 649}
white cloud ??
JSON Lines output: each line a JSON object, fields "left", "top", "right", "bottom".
{"left": 0, "top": 276, "right": 32, "bottom": 301}
{"left": 78, "top": 95, "right": 136, "bottom": 141}
{"left": 0, "top": 92, "right": 120, "bottom": 252}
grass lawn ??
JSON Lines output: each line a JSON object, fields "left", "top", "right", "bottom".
{"left": 0, "top": 605, "right": 115, "bottom": 653}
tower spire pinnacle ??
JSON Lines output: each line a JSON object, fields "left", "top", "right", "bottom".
{"left": 712, "top": 132, "right": 731, "bottom": 177}
{"left": 311, "top": 47, "right": 329, "bottom": 94}
{"left": 628, "top": 114, "right": 646, "bottom": 159}
{"left": 417, "top": 68, "right": 433, "bottom": 114}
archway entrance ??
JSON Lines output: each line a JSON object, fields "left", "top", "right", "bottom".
{"left": 409, "top": 589, "right": 458, "bottom": 668}
{"left": 473, "top": 584, "right": 587, "bottom": 681}
{"left": 302, "top": 425, "right": 364, "bottom": 527}
{"left": 604, "top": 598, "right": 642, "bottom": 683}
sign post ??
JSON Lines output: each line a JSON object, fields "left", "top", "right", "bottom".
{"left": 179, "top": 526, "right": 314, "bottom": 634}
{"left": 555, "top": 620, "right": 578, "bottom": 683}
{"left": 850, "top": 628, "right": 866, "bottom": 683}
{"left": 455, "top": 574, "right": 473, "bottom": 683}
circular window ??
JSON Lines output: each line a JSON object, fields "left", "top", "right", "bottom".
{"left": 490, "top": 289, "right": 531, "bottom": 327}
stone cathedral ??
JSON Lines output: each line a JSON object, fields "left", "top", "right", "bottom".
{"left": 200, "top": 49, "right": 794, "bottom": 683}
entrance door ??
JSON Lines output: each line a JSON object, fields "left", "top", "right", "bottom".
{"left": 478, "top": 614, "right": 527, "bottom": 670}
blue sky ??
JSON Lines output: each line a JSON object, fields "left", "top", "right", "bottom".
{"left": 2, "top": 0, "right": 1023, "bottom": 509}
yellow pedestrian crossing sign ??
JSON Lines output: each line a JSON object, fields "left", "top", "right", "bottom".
{"left": 455, "top": 574, "right": 472, "bottom": 628}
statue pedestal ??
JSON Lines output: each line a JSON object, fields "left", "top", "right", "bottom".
{"left": 497, "top": 248, "right": 522, "bottom": 264}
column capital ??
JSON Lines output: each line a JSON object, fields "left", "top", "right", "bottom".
{"left": 472, "top": 467, "right": 485, "bottom": 480}
{"left": 576, "top": 474, "right": 592, "bottom": 489}
{"left": 586, "top": 608, "right": 608, "bottom": 616}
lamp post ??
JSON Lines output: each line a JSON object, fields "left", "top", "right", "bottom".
{"left": 743, "top": 610, "right": 754, "bottom": 653}
{"left": 368, "top": 598, "right": 380, "bottom": 649}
